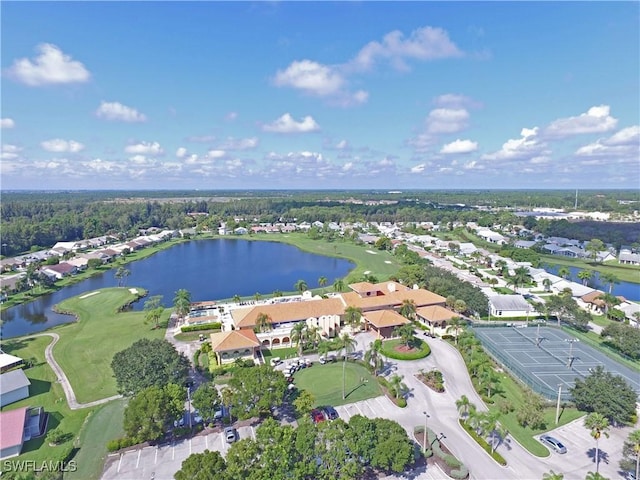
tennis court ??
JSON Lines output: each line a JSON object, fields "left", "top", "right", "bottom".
{"left": 473, "top": 325, "right": 640, "bottom": 401}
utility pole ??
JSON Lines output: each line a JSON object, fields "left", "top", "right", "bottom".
{"left": 555, "top": 384, "right": 562, "bottom": 425}
{"left": 536, "top": 323, "right": 541, "bottom": 347}
{"left": 187, "top": 386, "right": 192, "bottom": 430}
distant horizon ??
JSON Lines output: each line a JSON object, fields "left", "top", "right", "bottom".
{"left": 2, "top": 2, "right": 638, "bottom": 189}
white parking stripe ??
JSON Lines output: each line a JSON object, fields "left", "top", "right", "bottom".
{"left": 205, "top": 435, "right": 209, "bottom": 449}
{"left": 251, "top": 426, "right": 256, "bottom": 440}
{"left": 355, "top": 403, "right": 364, "bottom": 416}
{"left": 172, "top": 443, "right": 175, "bottom": 460}
{"left": 136, "top": 449, "right": 141, "bottom": 468}
{"left": 117, "top": 453, "right": 123, "bottom": 472}
{"left": 155, "top": 447, "right": 158, "bottom": 464}
{"left": 189, "top": 438, "right": 192, "bottom": 455}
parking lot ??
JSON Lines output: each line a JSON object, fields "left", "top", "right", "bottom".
{"left": 101, "top": 425, "right": 256, "bottom": 480}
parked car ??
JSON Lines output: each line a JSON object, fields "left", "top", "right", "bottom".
{"left": 323, "top": 406, "right": 338, "bottom": 420}
{"left": 311, "top": 409, "right": 325, "bottom": 424}
{"left": 319, "top": 354, "right": 336, "bottom": 364}
{"left": 540, "top": 435, "right": 567, "bottom": 454}
{"left": 270, "top": 357, "right": 282, "bottom": 366}
{"left": 224, "top": 427, "right": 237, "bottom": 443}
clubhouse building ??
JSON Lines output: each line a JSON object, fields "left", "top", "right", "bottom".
{"left": 207, "top": 281, "right": 448, "bottom": 364}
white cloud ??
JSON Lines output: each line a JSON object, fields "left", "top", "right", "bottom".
{"left": 545, "top": 105, "right": 618, "bottom": 137}
{"left": 575, "top": 125, "right": 640, "bottom": 158}
{"left": 1, "top": 118, "right": 15, "bottom": 129}
{"left": 482, "top": 127, "right": 549, "bottom": 162}
{"left": 411, "top": 164, "right": 426, "bottom": 173}
{"left": 225, "top": 111, "right": 238, "bottom": 121}
{"left": 433, "top": 93, "right": 482, "bottom": 109}
{"left": 1, "top": 144, "right": 22, "bottom": 160}
{"left": 274, "top": 60, "right": 344, "bottom": 96}
{"left": 218, "top": 137, "right": 259, "bottom": 150}
{"left": 440, "top": 139, "right": 478, "bottom": 154}
{"left": 336, "top": 140, "right": 350, "bottom": 150}
{"left": 207, "top": 149, "right": 226, "bottom": 159}
{"left": 6, "top": 43, "right": 91, "bottom": 86}
{"left": 427, "top": 108, "right": 469, "bottom": 134}
{"left": 350, "top": 26, "right": 463, "bottom": 71}
{"left": 186, "top": 135, "right": 216, "bottom": 143}
{"left": 176, "top": 147, "right": 187, "bottom": 158}
{"left": 41, "top": 138, "right": 85, "bottom": 153}
{"left": 262, "top": 113, "right": 320, "bottom": 133}
{"left": 124, "top": 141, "right": 163, "bottom": 155}
{"left": 96, "top": 101, "right": 147, "bottom": 123}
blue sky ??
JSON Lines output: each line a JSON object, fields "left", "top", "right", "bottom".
{"left": 1, "top": 2, "right": 639, "bottom": 190}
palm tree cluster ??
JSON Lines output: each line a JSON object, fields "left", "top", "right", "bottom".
{"left": 455, "top": 395, "right": 507, "bottom": 454}
{"left": 456, "top": 332, "right": 501, "bottom": 398}
{"left": 290, "top": 322, "right": 322, "bottom": 357}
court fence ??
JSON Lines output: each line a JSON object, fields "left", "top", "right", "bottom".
{"left": 470, "top": 325, "right": 576, "bottom": 401}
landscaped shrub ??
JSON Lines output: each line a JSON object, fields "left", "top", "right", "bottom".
{"left": 381, "top": 339, "right": 431, "bottom": 360}
{"left": 451, "top": 465, "right": 470, "bottom": 479}
{"left": 181, "top": 322, "right": 221, "bottom": 333}
{"left": 396, "top": 397, "right": 407, "bottom": 408}
{"left": 107, "top": 436, "right": 137, "bottom": 452}
{"left": 459, "top": 419, "right": 507, "bottom": 466}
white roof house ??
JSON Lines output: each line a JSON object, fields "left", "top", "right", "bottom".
{"left": 489, "top": 294, "right": 533, "bottom": 318}
{"left": 0, "top": 369, "right": 31, "bottom": 407}
{"left": 477, "top": 229, "right": 508, "bottom": 245}
{"left": 0, "top": 352, "right": 23, "bottom": 372}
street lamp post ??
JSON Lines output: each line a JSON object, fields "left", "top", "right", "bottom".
{"left": 422, "top": 411, "right": 430, "bottom": 456}
{"left": 187, "top": 386, "right": 192, "bottom": 430}
{"left": 555, "top": 384, "right": 562, "bottom": 425}
{"left": 564, "top": 339, "right": 579, "bottom": 367}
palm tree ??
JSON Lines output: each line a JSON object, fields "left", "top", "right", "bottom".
{"left": 467, "top": 409, "right": 486, "bottom": 436}
{"left": 446, "top": 317, "right": 466, "bottom": 345}
{"left": 364, "top": 339, "right": 384, "bottom": 376}
{"left": 318, "top": 276, "right": 327, "bottom": 294}
{"left": 255, "top": 313, "right": 272, "bottom": 333}
{"left": 143, "top": 295, "right": 164, "bottom": 329}
{"left": 626, "top": 429, "right": 640, "bottom": 480}
{"left": 542, "top": 470, "right": 564, "bottom": 480}
{"left": 272, "top": 289, "right": 283, "bottom": 298}
{"left": 317, "top": 340, "right": 332, "bottom": 358}
{"left": 482, "top": 410, "right": 501, "bottom": 453}
{"left": 480, "top": 370, "right": 500, "bottom": 398}
{"left": 584, "top": 412, "right": 610, "bottom": 473}
{"left": 600, "top": 272, "right": 619, "bottom": 294}
{"left": 306, "top": 324, "right": 322, "bottom": 349}
{"left": 232, "top": 294, "right": 241, "bottom": 304}
{"left": 388, "top": 374, "right": 408, "bottom": 399}
{"left": 333, "top": 278, "right": 345, "bottom": 292}
{"left": 558, "top": 266, "right": 570, "bottom": 280}
{"left": 291, "top": 322, "right": 307, "bottom": 357}
{"left": 512, "top": 266, "right": 532, "bottom": 293}
{"left": 339, "top": 332, "right": 357, "bottom": 399}
{"left": 585, "top": 472, "right": 608, "bottom": 480}
{"left": 294, "top": 279, "right": 308, "bottom": 294}
{"left": 542, "top": 278, "right": 552, "bottom": 292}
{"left": 393, "top": 324, "right": 416, "bottom": 348}
{"left": 173, "top": 289, "right": 191, "bottom": 320}
{"left": 495, "top": 259, "right": 508, "bottom": 276}
{"left": 455, "top": 395, "right": 473, "bottom": 420}
{"left": 115, "top": 266, "right": 130, "bottom": 287}
{"left": 399, "top": 299, "right": 417, "bottom": 321}
{"left": 577, "top": 269, "right": 593, "bottom": 286}
{"left": 343, "top": 305, "right": 363, "bottom": 331}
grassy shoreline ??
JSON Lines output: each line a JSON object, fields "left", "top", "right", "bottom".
{"left": 539, "top": 254, "right": 640, "bottom": 284}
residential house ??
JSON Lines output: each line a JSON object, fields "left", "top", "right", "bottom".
{"left": 477, "top": 229, "right": 508, "bottom": 245}
{"left": 0, "top": 407, "right": 47, "bottom": 460}
{"left": 41, "top": 262, "right": 78, "bottom": 280}
{"left": 0, "top": 352, "right": 23, "bottom": 372}
{"left": 363, "top": 310, "right": 409, "bottom": 339}
{"left": 0, "top": 369, "right": 31, "bottom": 407}
{"left": 209, "top": 330, "right": 261, "bottom": 365}
{"left": 416, "top": 305, "right": 457, "bottom": 331}
{"left": 619, "top": 251, "right": 640, "bottom": 265}
{"left": 489, "top": 294, "right": 533, "bottom": 318}
{"left": 514, "top": 240, "right": 537, "bottom": 249}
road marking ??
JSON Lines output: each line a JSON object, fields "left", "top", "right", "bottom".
{"left": 117, "top": 453, "right": 123, "bottom": 472}
{"left": 251, "top": 426, "right": 256, "bottom": 440}
{"left": 155, "top": 447, "right": 158, "bottom": 464}
{"left": 136, "top": 449, "right": 141, "bottom": 468}
{"left": 172, "top": 443, "right": 175, "bottom": 461}
{"left": 205, "top": 435, "right": 208, "bottom": 449}
{"left": 355, "top": 403, "right": 364, "bottom": 416}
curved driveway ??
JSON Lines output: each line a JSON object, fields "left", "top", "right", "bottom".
{"left": 28, "top": 333, "right": 122, "bottom": 410}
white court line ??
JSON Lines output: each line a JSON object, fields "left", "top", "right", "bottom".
{"left": 117, "top": 453, "right": 123, "bottom": 472}
{"left": 136, "top": 449, "right": 141, "bottom": 468}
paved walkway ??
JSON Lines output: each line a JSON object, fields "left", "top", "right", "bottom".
{"left": 28, "top": 333, "right": 122, "bottom": 410}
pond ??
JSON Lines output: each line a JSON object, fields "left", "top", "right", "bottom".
{"left": 542, "top": 264, "right": 640, "bottom": 301}
{"left": 0, "top": 239, "right": 355, "bottom": 339}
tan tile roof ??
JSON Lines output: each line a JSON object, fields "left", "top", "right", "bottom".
{"left": 340, "top": 288, "right": 446, "bottom": 311}
{"left": 370, "top": 281, "right": 411, "bottom": 292}
{"left": 349, "top": 282, "right": 376, "bottom": 293}
{"left": 580, "top": 290, "right": 606, "bottom": 304}
{"left": 364, "top": 310, "right": 409, "bottom": 328}
{"left": 416, "top": 305, "right": 457, "bottom": 322}
{"left": 232, "top": 298, "right": 345, "bottom": 329}
{"left": 210, "top": 330, "right": 260, "bottom": 352}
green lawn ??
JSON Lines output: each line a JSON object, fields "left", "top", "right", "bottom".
{"left": 261, "top": 347, "right": 298, "bottom": 362}
{"left": 66, "top": 398, "right": 127, "bottom": 480}
{"left": 0, "top": 336, "right": 95, "bottom": 470}
{"left": 52, "top": 287, "right": 168, "bottom": 403}
{"left": 293, "top": 362, "right": 381, "bottom": 407}
{"left": 486, "top": 371, "right": 584, "bottom": 457}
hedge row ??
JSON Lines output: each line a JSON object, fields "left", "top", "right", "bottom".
{"left": 107, "top": 436, "right": 138, "bottom": 452}
{"left": 414, "top": 426, "right": 468, "bottom": 479}
{"left": 381, "top": 339, "right": 431, "bottom": 360}
{"left": 459, "top": 419, "right": 507, "bottom": 466}
{"left": 181, "top": 322, "right": 222, "bottom": 332}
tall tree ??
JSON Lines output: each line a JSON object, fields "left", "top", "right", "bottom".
{"left": 511, "top": 266, "right": 532, "bottom": 293}
{"left": 227, "top": 364, "right": 287, "bottom": 419}
{"left": 294, "top": 279, "right": 308, "bottom": 294}
{"left": 255, "top": 312, "right": 272, "bottom": 333}
{"left": 333, "top": 278, "right": 345, "bottom": 292}
{"left": 111, "top": 338, "right": 190, "bottom": 395}
{"left": 393, "top": 323, "right": 417, "bottom": 348}
{"left": 586, "top": 239, "right": 606, "bottom": 262}
{"left": 144, "top": 295, "right": 165, "bottom": 329}
{"left": 115, "top": 266, "right": 130, "bottom": 287}
{"left": 388, "top": 374, "right": 408, "bottom": 399}
{"left": 558, "top": 266, "right": 571, "bottom": 279}
{"left": 175, "top": 450, "right": 227, "bottom": 480}
{"left": 620, "top": 429, "right": 640, "bottom": 480}
{"left": 291, "top": 322, "right": 307, "bottom": 357}
{"left": 191, "top": 383, "right": 221, "bottom": 423}
{"left": 173, "top": 289, "right": 191, "bottom": 320}
{"left": 600, "top": 272, "right": 619, "bottom": 294}
{"left": 339, "top": 332, "right": 357, "bottom": 399}
{"left": 399, "top": 299, "right": 417, "bottom": 321}
{"left": 364, "top": 339, "right": 384, "bottom": 376}
{"left": 318, "top": 276, "right": 327, "bottom": 294}
{"left": 577, "top": 269, "right": 593, "bottom": 286}
{"left": 455, "top": 395, "right": 473, "bottom": 420}
{"left": 446, "top": 316, "right": 466, "bottom": 345}
{"left": 343, "top": 305, "right": 363, "bottom": 330}
{"left": 584, "top": 412, "right": 610, "bottom": 473}
{"left": 542, "top": 278, "right": 552, "bottom": 292}
{"left": 123, "top": 385, "right": 174, "bottom": 443}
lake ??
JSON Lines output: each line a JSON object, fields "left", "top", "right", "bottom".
{"left": 542, "top": 264, "right": 640, "bottom": 301}
{"left": 0, "top": 239, "right": 355, "bottom": 339}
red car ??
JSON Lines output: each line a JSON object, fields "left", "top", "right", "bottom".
{"left": 311, "top": 409, "right": 325, "bottom": 424}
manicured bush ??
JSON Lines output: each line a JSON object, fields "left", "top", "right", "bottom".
{"left": 451, "top": 465, "right": 469, "bottom": 479}
{"left": 107, "top": 436, "right": 137, "bottom": 452}
{"left": 381, "top": 339, "right": 431, "bottom": 360}
{"left": 459, "top": 419, "right": 507, "bottom": 466}
{"left": 180, "top": 322, "right": 221, "bottom": 333}
{"left": 396, "top": 397, "right": 407, "bottom": 408}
